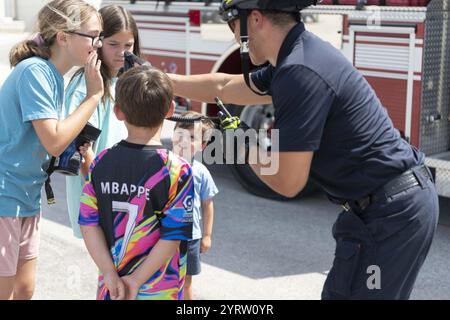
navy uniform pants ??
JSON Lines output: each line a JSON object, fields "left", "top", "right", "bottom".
{"left": 322, "top": 168, "right": 439, "bottom": 299}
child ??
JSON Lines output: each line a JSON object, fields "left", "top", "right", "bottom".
{"left": 0, "top": 0, "right": 103, "bottom": 300}
{"left": 65, "top": 5, "right": 141, "bottom": 238}
{"left": 79, "top": 66, "right": 194, "bottom": 300}
{"left": 172, "top": 111, "right": 219, "bottom": 300}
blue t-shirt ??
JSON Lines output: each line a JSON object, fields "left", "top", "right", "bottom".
{"left": 251, "top": 23, "right": 423, "bottom": 201}
{"left": 0, "top": 57, "right": 64, "bottom": 217}
{"left": 191, "top": 160, "right": 218, "bottom": 240}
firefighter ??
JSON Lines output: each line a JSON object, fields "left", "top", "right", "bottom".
{"left": 168, "top": 0, "right": 439, "bottom": 299}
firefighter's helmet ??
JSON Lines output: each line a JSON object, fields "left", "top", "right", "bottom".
{"left": 219, "top": 0, "right": 319, "bottom": 22}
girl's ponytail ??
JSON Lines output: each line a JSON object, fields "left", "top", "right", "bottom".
{"left": 9, "top": 35, "right": 52, "bottom": 67}
{"left": 8, "top": 0, "right": 100, "bottom": 67}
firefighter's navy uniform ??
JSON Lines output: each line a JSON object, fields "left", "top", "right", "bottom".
{"left": 251, "top": 22, "right": 439, "bottom": 299}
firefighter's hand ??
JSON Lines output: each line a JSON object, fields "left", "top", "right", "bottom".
{"left": 219, "top": 114, "right": 241, "bottom": 131}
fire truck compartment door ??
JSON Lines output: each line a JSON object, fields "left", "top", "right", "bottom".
{"left": 347, "top": 25, "right": 419, "bottom": 143}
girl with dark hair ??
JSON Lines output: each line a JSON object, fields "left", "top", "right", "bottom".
{"left": 64, "top": 5, "right": 142, "bottom": 238}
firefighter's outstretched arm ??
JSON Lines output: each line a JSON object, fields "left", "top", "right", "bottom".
{"left": 214, "top": 96, "right": 312, "bottom": 199}
{"left": 168, "top": 73, "right": 272, "bottom": 106}
{"left": 250, "top": 151, "right": 313, "bottom": 198}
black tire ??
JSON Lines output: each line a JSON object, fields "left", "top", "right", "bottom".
{"left": 226, "top": 104, "right": 317, "bottom": 200}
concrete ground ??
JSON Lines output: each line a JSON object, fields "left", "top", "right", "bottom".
{"left": 35, "top": 169, "right": 335, "bottom": 300}
{"left": 34, "top": 167, "right": 450, "bottom": 300}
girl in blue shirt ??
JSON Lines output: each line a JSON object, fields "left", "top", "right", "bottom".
{"left": 0, "top": 0, "right": 103, "bottom": 300}
{"left": 64, "top": 5, "right": 142, "bottom": 239}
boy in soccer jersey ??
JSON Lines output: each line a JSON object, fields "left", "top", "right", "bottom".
{"left": 79, "top": 66, "right": 194, "bottom": 300}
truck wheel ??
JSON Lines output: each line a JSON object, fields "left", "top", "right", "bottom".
{"left": 227, "top": 104, "right": 317, "bottom": 200}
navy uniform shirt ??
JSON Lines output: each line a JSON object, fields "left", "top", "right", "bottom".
{"left": 251, "top": 22, "right": 423, "bottom": 200}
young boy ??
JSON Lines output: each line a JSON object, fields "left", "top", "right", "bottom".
{"left": 172, "top": 111, "right": 219, "bottom": 300}
{"left": 79, "top": 66, "right": 194, "bottom": 300}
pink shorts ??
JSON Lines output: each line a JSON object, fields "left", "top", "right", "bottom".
{"left": 0, "top": 214, "right": 41, "bottom": 277}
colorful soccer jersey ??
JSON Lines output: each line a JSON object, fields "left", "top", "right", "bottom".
{"left": 79, "top": 141, "right": 194, "bottom": 300}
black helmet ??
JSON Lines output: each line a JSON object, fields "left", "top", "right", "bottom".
{"left": 219, "top": 0, "right": 319, "bottom": 22}
{"left": 220, "top": 0, "right": 318, "bottom": 96}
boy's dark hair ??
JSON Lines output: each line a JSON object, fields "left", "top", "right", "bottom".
{"left": 116, "top": 65, "right": 173, "bottom": 128}
{"left": 174, "top": 111, "right": 215, "bottom": 143}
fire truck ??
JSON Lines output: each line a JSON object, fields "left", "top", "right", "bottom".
{"left": 101, "top": 0, "right": 450, "bottom": 200}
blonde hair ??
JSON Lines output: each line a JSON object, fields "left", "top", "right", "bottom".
{"left": 9, "top": 0, "right": 101, "bottom": 67}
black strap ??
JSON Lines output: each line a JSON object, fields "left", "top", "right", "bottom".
{"left": 239, "top": 10, "right": 269, "bottom": 97}
{"left": 44, "top": 156, "right": 57, "bottom": 205}
{"left": 166, "top": 115, "right": 220, "bottom": 125}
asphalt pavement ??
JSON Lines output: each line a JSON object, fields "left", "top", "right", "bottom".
{"left": 35, "top": 164, "right": 450, "bottom": 300}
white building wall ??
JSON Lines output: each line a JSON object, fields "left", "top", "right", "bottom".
{"left": 16, "top": 0, "right": 48, "bottom": 31}
{"left": 16, "top": 0, "right": 102, "bottom": 32}
{"left": 4, "top": 0, "right": 16, "bottom": 18}
{"left": 0, "top": 0, "right": 5, "bottom": 18}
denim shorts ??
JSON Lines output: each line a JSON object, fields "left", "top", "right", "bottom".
{"left": 186, "top": 239, "right": 201, "bottom": 276}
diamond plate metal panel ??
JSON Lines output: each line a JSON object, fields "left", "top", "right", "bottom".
{"left": 421, "top": 0, "right": 450, "bottom": 197}
{"left": 420, "top": 0, "right": 450, "bottom": 155}
{"left": 425, "top": 152, "right": 450, "bottom": 197}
